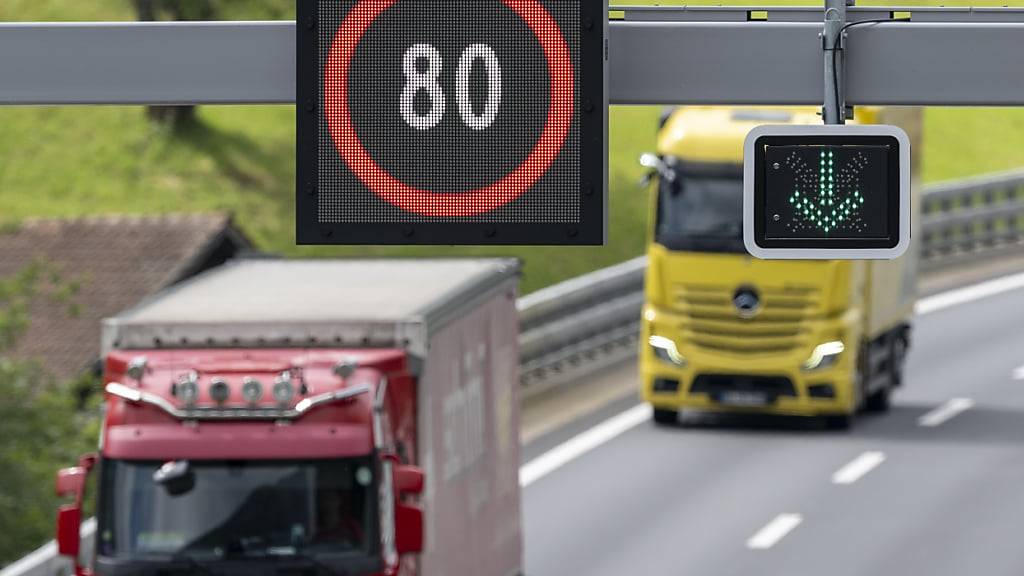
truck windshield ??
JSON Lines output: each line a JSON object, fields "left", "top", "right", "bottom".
{"left": 97, "top": 458, "right": 375, "bottom": 562}
{"left": 655, "top": 166, "right": 746, "bottom": 253}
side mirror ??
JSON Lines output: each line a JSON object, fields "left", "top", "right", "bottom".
{"left": 639, "top": 153, "right": 661, "bottom": 170}
{"left": 639, "top": 153, "right": 675, "bottom": 188}
{"left": 394, "top": 465, "right": 424, "bottom": 496}
{"left": 394, "top": 503, "right": 423, "bottom": 555}
{"left": 79, "top": 453, "right": 98, "bottom": 471}
{"left": 639, "top": 153, "right": 659, "bottom": 188}
{"left": 55, "top": 454, "right": 95, "bottom": 574}
{"left": 56, "top": 505, "right": 82, "bottom": 558}
{"left": 56, "top": 467, "right": 87, "bottom": 501}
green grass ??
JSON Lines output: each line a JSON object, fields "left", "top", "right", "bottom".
{"left": 0, "top": 0, "right": 295, "bottom": 21}
{"left": 923, "top": 108, "right": 1024, "bottom": 182}
{"left": 0, "top": 103, "right": 656, "bottom": 294}
{"left": 2, "top": 1, "right": 1024, "bottom": 293}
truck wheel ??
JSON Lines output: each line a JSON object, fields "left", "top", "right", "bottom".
{"left": 864, "top": 386, "right": 891, "bottom": 412}
{"left": 653, "top": 408, "right": 678, "bottom": 425}
{"left": 824, "top": 413, "right": 853, "bottom": 430}
{"left": 866, "top": 333, "right": 904, "bottom": 412}
{"left": 889, "top": 333, "right": 908, "bottom": 388}
{"left": 854, "top": 341, "right": 869, "bottom": 412}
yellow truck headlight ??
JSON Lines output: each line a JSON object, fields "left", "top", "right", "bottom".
{"left": 649, "top": 335, "right": 687, "bottom": 367}
{"left": 802, "top": 340, "right": 845, "bottom": 371}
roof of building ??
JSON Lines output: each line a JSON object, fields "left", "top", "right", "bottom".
{"left": 0, "top": 213, "right": 251, "bottom": 380}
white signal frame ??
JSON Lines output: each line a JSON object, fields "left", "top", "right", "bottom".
{"left": 743, "top": 124, "right": 911, "bottom": 260}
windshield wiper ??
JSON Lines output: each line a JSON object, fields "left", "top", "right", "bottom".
{"left": 165, "top": 553, "right": 222, "bottom": 576}
{"left": 269, "top": 552, "right": 350, "bottom": 576}
{"left": 698, "top": 220, "right": 743, "bottom": 236}
{"left": 234, "top": 549, "right": 350, "bottom": 576}
{"left": 661, "top": 234, "right": 746, "bottom": 254}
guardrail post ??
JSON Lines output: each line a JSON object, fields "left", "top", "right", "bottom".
{"left": 983, "top": 187, "right": 997, "bottom": 247}
{"left": 1012, "top": 185, "right": 1023, "bottom": 243}
{"left": 941, "top": 209, "right": 954, "bottom": 256}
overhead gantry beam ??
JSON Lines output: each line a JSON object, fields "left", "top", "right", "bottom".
{"left": 1, "top": 8, "right": 1024, "bottom": 106}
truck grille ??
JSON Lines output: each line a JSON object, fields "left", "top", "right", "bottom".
{"left": 690, "top": 374, "right": 797, "bottom": 397}
{"left": 674, "top": 283, "right": 821, "bottom": 354}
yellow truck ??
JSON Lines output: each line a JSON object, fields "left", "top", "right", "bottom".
{"left": 639, "top": 106, "right": 921, "bottom": 429}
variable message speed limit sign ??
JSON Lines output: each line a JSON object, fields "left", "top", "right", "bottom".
{"left": 297, "top": 0, "right": 608, "bottom": 245}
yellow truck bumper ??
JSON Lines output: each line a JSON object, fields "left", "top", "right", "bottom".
{"left": 640, "top": 299, "right": 865, "bottom": 417}
{"left": 640, "top": 331, "right": 859, "bottom": 418}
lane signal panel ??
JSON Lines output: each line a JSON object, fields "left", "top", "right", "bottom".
{"left": 743, "top": 125, "right": 911, "bottom": 259}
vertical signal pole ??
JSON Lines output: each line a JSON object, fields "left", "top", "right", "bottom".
{"left": 822, "top": 0, "right": 847, "bottom": 125}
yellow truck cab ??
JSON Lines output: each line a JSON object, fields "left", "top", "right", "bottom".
{"left": 640, "top": 106, "right": 921, "bottom": 428}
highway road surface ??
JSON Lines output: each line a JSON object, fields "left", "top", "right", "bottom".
{"left": 520, "top": 272, "right": 1024, "bottom": 576}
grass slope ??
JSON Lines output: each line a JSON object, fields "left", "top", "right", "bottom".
{"left": 2, "top": 1, "right": 1024, "bottom": 293}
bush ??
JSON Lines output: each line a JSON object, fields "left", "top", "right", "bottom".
{"left": 0, "top": 264, "right": 99, "bottom": 567}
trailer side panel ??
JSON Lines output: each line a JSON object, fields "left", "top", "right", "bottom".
{"left": 419, "top": 279, "right": 522, "bottom": 576}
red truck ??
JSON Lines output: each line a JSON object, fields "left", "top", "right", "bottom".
{"left": 54, "top": 259, "right": 523, "bottom": 576}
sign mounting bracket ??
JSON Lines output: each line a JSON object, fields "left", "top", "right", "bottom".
{"left": 821, "top": 0, "right": 848, "bottom": 125}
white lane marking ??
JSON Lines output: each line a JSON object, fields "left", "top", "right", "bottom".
{"left": 1012, "top": 365, "right": 1024, "bottom": 380}
{"left": 519, "top": 404, "right": 652, "bottom": 487}
{"left": 746, "top": 514, "right": 803, "bottom": 550}
{"left": 831, "top": 451, "right": 886, "bottom": 485}
{"left": 918, "top": 397, "right": 975, "bottom": 427}
{"left": 916, "top": 271, "right": 1024, "bottom": 316}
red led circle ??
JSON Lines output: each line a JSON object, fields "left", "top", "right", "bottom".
{"left": 324, "top": 0, "right": 575, "bottom": 218}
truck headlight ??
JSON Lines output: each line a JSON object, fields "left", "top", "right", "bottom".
{"left": 174, "top": 371, "right": 200, "bottom": 407}
{"left": 273, "top": 372, "right": 295, "bottom": 406}
{"left": 241, "top": 377, "right": 263, "bottom": 404}
{"left": 802, "top": 341, "right": 845, "bottom": 371}
{"left": 649, "top": 335, "right": 686, "bottom": 367}
{"left": 208, "top": 379, "right": 231, "bottom": 405}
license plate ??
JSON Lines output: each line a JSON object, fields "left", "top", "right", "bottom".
{"left": 716, "top": 391, "right": 770, "bottom": 406}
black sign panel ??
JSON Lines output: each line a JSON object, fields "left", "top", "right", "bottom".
{"left": 297, "top": 0, "right": 607, "bottom": 245}
{"left": 763, "top": 144, "right": 891, "bottom": 240}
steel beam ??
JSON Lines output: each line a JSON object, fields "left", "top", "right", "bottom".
{"left": 609, "top": 21, "right": 821, "bottom": 105}
{"left": 845, "top": 23, "right": 1024, "bottom": 106}
{"left": 2, "top": 14, "right": 1024, "bottom": 106}
{"left": 0, "top": 21, "right": 295, "bottom": 105}
{"left": 608, "top": 20, "right": 1024, "bottom": 106}
{"left": 612, "top": 5, "right": 1024, "bottom": 23}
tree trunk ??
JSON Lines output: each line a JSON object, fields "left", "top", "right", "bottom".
{"left": 133, "top": 0, "right": 218, "bottom": 129}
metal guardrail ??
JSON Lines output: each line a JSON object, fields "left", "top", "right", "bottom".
{"left": 518, "top": 257, "right": 647, "bottom": 386}
{"left": 921, "top": 168, "right": 1024, "bottom": 264}
{"left": 7, "top": 171, "right": 1024, "bottom": 576}
{"left": 0, "top": 520, "right": 93, "bottom": 576}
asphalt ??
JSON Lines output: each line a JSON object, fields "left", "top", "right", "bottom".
{"left": 521, "top": 276, "right": 1024, "bottom": 576}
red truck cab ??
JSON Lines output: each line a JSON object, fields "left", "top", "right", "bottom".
{"left": 56, "top": 259, "right": 523, "bottom": 576}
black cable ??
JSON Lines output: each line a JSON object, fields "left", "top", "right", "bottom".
{"left": 829, "top": 18, "right": 899, "bottom": 123}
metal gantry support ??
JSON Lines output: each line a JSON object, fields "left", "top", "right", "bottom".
{"left": 3, "top": 8, "right": 1024, "bottom": 106}
{"left": 822, "top": 0, "right": 847, "bottom": 124}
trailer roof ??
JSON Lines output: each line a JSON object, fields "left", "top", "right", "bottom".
{"left": 103, "top": 258, "right": 519, "bottom": 352}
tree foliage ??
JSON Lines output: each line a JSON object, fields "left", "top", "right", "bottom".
{"left": 130, "top": 0, "right": 295, "bottom": 128}
{"left": 130, "top": 0, "right": 294, "bottom": 21}
{"left": 0, "top": 263, "right": 99, "bottom": 567}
